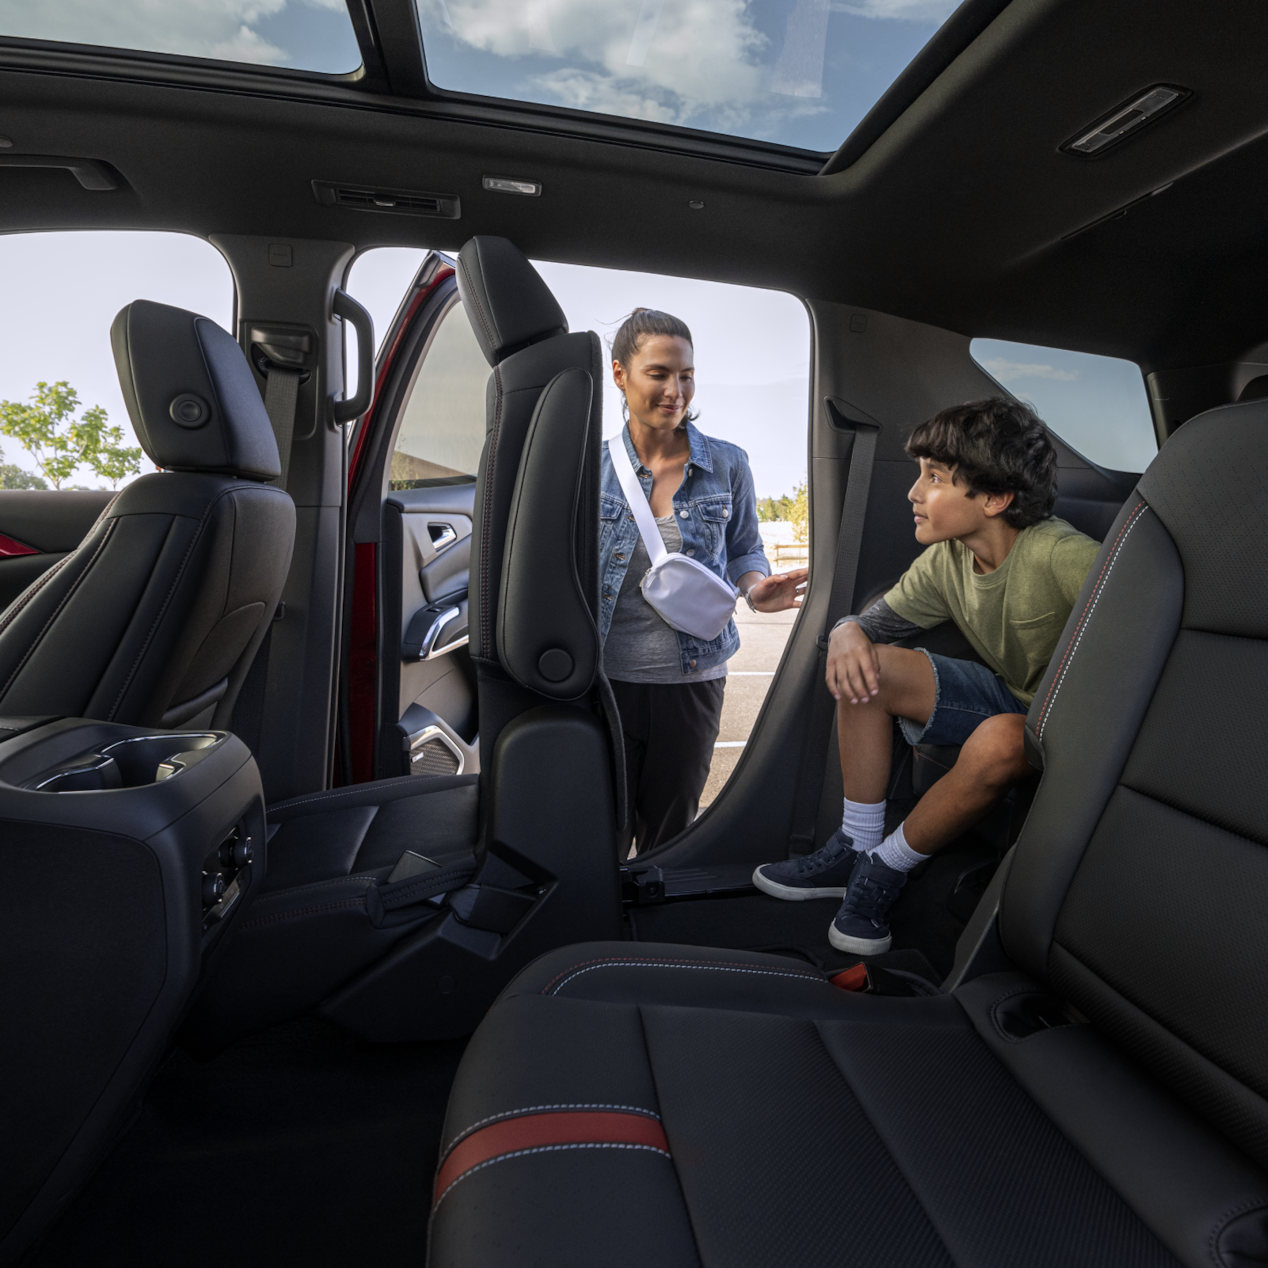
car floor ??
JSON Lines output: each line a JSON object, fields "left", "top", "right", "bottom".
{"left": 31, "top": 828, "right": 992, "bottom": 1264}
{"left": 30, "top": 1019, "right": 467, "bottom": 1268}
{"left": 626, "top": 829, "right": 1000, "bottom": 983}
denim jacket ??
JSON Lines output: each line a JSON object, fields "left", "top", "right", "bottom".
{"left": 600, "top": 421, "right": 770, "bottom": 675}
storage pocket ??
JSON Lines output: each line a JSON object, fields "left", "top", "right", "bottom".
{"left": 696, "top": 496, "right": 733, "bottom": 558}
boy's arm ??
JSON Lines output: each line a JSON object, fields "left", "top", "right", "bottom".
{"left": 826, "top": 600, "right": 923, "bottom": 703}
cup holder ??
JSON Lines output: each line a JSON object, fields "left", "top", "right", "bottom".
{"left": 28, "top": 733, "right": 222, "bottom": 792}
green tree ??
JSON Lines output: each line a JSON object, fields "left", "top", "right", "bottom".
{"left": 788, "top": 479, "right": 809, "bottom": 544}
{"left": 0, "top": 381, "right": 141, "bottom": 490}
{"left": 0, "top": 460, "right": 48, "bottom": 489}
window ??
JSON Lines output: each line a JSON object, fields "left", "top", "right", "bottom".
{"left": 347, "top": 247, "right": 811, "bottom": 807}
{"left": 971, "top": 337, "right": 1157, "bottom": 474}
{"left": 0, "top": 231, "right": 234, "bottom": 490}
{"left": 413, "top": 0, "right": 960, "bottom": 153}
{"left": 0, "top": 1, "right": 361, "bottom": 75}
{"left": 389, "top": 298, "right": 490, "bottom": 487}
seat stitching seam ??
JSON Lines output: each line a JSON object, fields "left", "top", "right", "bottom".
{"left": 432, "top": 1143, "right": 671, "bottom": 1208}
{"left": 1211, "top": 1199, "right": 1268, "bottom": 1268}
{"left": 636, "top": 1002, "right": 706, "bottom": 1266}
{"left": 457, "top": 253, "right": 496, "bottom": 350}
{"left": 1036, "top": 500, "right": 1148, "bottom": 740}
{"left": 0, "top": 519, "right": 118, "bottom": 701}
{"left": 442, "top": 1103, "right": 662, "bottom": 1159}
{"left": 106, "top": 489, "right": 243, "bottom": 719}
{"left": 809, "top": 1018, "right": 957, "bottom": 1262}
{"left": 540, "top": 956, "right": 823, "bottom": 995}
{"left": 480, "top": 364, "right": 502, "bottom": 655}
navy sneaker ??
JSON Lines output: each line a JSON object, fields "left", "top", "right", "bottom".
{"left": 828, "top": 853, "right": 907, "bottom": 954}
{"left": 752, "top": 830, "right": 859, "bottom": 901}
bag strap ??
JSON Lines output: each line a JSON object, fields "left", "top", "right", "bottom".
{"left": 608, "top": 433, "right": 669, "bottom": 565}
{"left": 787, "top": 417, "right": 879, "bottom": 855}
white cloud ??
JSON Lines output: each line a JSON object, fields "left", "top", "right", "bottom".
{"left": 0, "top": 0, "right": 328, "bottom": 64}
{"left": 436, "top": 0, "right": 835, "bottom": 135}
{"left": 982, "top": 358, "right": 1079, "bottom": 384}
{"left": 832, "top": 0, "right": 957, "bottom": 19}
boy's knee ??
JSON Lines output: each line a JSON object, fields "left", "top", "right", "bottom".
{"left": 962, "top": 714, "right": 1029, "bottom": 781}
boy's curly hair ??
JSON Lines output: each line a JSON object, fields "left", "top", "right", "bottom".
{"left": 906, "top": 397, "right": 1058, "bottom": 529}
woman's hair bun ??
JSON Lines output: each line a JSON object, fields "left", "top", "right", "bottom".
{"left": 612, "top": 308, "right": 693, "bottom": 366}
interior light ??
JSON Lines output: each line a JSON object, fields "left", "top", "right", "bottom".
{"left": 482, "top": 175, "right": 541, "bottom": 196}
{"left": 1064, "top": 86, "right": 1187, "bottom": 156}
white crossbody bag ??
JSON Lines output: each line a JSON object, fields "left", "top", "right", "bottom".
{"left": 608, "top": 434, "right": 739, "bottom": 642}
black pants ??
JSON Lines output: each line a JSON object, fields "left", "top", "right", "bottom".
{"left": 609, "top": 678, "right": 726, "bottom": 856}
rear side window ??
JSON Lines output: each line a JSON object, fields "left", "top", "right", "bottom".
{"left": 0, "top": 231, "right": 233, "bottom": 489}
{"left": 971, "top": 338, "right": 1156, "bottom": 474}
{"left": 390, "top": 298, "right": 489, "bottom": 487}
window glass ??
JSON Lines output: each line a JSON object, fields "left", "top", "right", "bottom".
{"left": 971, "top": 337, "right": 1157, "bottom": 474}
{"left": 0, "top": 231, "right": 234, "bottom": 490}
{"left": 415, "top": 0, "right": 959, "bottom": 153}
{"left": 390, "top": 298, "right": 490, "bottom": 487}
{"left": 346, "top": 247, "right": 811, "bottom": 808}
{"left": 0, "top": 0, "right": 361, "bottom": 75}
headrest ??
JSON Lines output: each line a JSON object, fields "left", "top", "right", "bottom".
{"left": 457, "top": 236, "right": 568, "bottom": 366}
{"left": 111, "top": 300, "right": 281, "bottom": 481}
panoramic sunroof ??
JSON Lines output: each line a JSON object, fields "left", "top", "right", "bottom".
{"left": 0, "top": 0, "right": 361, "bottom": 75}
{"left": 415, "top": 0, "right": 958, "bottom": 153}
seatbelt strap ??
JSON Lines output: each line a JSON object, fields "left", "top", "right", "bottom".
{"left": 264, "top": 367, "right": 302, "bottom": 490}
{"left": 787, "top": 420, "right": 879, "bottom": 855}
{"left": 608, "top": 434, "right": 668, "bottom": 565}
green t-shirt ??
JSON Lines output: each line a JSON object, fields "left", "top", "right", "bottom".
{"left": 884, "top": 517, "right": 1101, "bottom": 706}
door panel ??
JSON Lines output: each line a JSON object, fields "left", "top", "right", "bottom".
{"left": 0, "top": 490, "right": 113, "bottom": 609}
{"left": 343, "top": 252, "right": 490, "bottom": 784}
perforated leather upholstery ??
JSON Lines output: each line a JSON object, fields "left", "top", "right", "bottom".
{"left": 0, "top": 301, "right": 293, "bottom": 729}
{"left": 429, "top": 400, "right": 1268, "bottom": 1267}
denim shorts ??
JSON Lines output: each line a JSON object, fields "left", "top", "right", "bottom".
{"left": 898, "top": 650, "right": 1028, "bottom": 747}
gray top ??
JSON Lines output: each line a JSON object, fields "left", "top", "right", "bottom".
{"left": 602, "top": 514, "right": 729, "bottom": 684}
{"left": 836, "top": 598, "right": 923, "bottom": 644}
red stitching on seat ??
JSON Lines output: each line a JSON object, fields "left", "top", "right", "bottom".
{"left": 1034, "top": 500, "right": 1148, "bottom": 737}
{"left": 433, "top": 1110, "right": 669, "bottom": 1207}
{"left": 538, "top": 954, "right": 824, "bottom": 996}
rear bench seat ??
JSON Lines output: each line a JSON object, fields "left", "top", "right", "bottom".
{"left": 427, "top": 399, "right": 1268, "bottom": 1267}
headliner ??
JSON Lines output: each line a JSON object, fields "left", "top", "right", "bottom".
{"left": 0, "top": 0, "right": 1263, "bottom": 372}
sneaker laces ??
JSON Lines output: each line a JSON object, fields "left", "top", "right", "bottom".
{"left": 791, "top": 837, "right": 852, "bottom": 877}
{"left": 842, "top": 865, "right": 902, "bottom": 924}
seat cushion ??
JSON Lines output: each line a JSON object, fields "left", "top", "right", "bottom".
{"left": 431, "top": 942, "right": 1268, "bottom": 1268}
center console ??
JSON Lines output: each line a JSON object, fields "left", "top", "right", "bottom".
{"left": 0, "top": 717, "right": 266, "bottom": 1265}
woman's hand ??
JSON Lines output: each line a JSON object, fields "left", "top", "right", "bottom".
{"left": 742, "top": 568, "right": 807, "bottom": 613}
{"left": 825, "top": 621, "right": 881, "bottom": 703}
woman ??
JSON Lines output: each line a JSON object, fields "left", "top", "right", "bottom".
{"left": 600, "top": 308, "right": 806, "bottom": 855}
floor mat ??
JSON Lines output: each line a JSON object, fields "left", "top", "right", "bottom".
{"left": 31, "top": 1018, "right": 466, "bottom": 1268}
{"left": 627, "top": 834, "right": 999, "bottom": 982}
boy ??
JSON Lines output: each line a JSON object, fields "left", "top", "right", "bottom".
{"left": 755, "top": 398, "right": 1101, "bottom": 954}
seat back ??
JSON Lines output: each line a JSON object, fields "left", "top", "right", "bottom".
{"left": 457, "top": 236, "right": 604, "bottom": 761}
{"left": 0, "top": 300, "right": 295, "bottom": 730}
{"left": 1002, "top": 398, "right": 1268, "bottom": 1167}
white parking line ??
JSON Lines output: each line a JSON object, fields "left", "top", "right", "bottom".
{"left": 714, "top": 741, "right": 747, "bottom": 748}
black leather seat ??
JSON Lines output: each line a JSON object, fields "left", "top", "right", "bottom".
{"left": 184, "top": 237, "right": 623, "bottom": 1051}
{"left": 0, "top": 300, "right": 294, "bottom": 729}
{"left": 429, "top": 399, "right": 1268, "bottom": 1267}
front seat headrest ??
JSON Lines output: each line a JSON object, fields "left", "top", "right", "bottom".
{"left": 111, "top": 299, "right": 281, "bottom": 481}
{"left": 457, "top": 236, "right": 568, "bottom": 366}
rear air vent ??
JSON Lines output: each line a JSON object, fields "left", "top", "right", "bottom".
{"left": 312, "top": 181, "right": 460, "bottom": 219}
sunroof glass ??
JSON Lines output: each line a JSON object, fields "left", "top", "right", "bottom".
{"left": 0, "top": 0, "right": 362, "bottom": 75}
{"left": 415, "top": 0, "right": 958, "bottom": 153}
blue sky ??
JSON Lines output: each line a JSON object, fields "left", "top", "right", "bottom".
{"left": 0, "top": 0, "right": 956, "bottom": 153}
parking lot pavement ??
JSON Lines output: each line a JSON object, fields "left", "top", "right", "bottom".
{"left": 700, "top": 601, "right": 800, "bottom": 807}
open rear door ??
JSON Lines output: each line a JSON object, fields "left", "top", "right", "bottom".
{"left": 342, "top": 253, "right": 490, "bottom": 784}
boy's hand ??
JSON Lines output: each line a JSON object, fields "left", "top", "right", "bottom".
{"left": 826, "top": 621, "right": 881, "bottom": 703}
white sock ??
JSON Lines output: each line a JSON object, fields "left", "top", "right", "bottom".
{"left": 870, "top": 822, "right": 926, "bottom": 873}
{"left": 842, "top": 797, "right": 886, "bottom": 853}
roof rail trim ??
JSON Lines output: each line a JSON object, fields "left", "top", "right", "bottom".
{"left": 820, "top": 0, "right": 1015, "bottom": 177}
